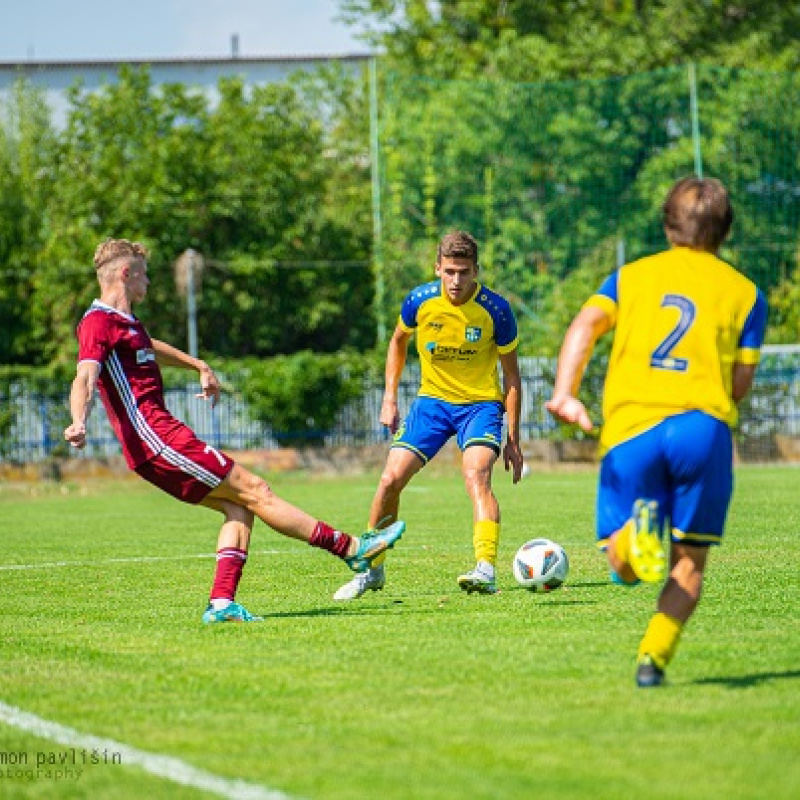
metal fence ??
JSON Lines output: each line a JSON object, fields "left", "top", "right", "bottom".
{"left": 3, "top": 353, "right": 799, "bottom": 464}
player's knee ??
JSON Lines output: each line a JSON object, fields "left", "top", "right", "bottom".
{"left": 248, "top": 474, "right": 275, "bottom": 503}
{"left": 378, "top": 468, "right": 406, "bottom": 496}
{"left": 671, "top": 554, "right": 705, "bottom": 604}
{"left": 462, "top": 466, "right": 491, "bottom": 493}
{"left": 232, "top": 467, "right": 276, "bottom": 507}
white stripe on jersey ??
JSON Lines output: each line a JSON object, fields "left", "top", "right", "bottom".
{"left": 160, "top": 445, "right": 222, "bottom": 488}
{"left": 107, "top": 351, "right": 163, "bottom": 457}
{"left": 106, "top": 351, "right": 222, "bottom": 488}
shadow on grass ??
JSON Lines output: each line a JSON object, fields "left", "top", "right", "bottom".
{"left": 254, "top": 604, "right": 423, "bottom": 619}
{"left": 252, "top": 593, "right": 601, "bottom": 618}
{"left": 693, "top": 669, "right": 800, "bottom": 688}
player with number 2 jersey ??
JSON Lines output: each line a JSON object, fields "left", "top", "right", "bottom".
{"left": 546, "top": 177, "right": 767, "bottom": 687}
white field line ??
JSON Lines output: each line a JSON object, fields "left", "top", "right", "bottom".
{"left": 0, "top": 700, "right": 298, "bottom": 800}
{"left": 0, "top": 541, "right": 588, "bottom": 573}
{"left": 0, "top": 551, "right": 292, "bottom": 571}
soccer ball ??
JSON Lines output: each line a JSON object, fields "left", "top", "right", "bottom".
{"left": 512, "top": 538, "right": 569, "bottom": 592}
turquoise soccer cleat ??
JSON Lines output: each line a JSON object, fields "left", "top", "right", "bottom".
{"left": 344, "top": 521, "right": 405, "bottom": 572}
{"left": 202, "top": 601, "right": 264, "bottom": 624}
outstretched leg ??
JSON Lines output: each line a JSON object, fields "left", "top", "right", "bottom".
{"left": 208, "top": 464, "right": 404, "bottom": 571}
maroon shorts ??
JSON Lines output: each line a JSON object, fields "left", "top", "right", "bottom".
{"left": 135, "top": 429, "right": 235, "bottom": 505}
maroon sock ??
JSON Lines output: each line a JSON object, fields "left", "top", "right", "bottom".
{"left": 210, "top": 547, "right": 247, "bottom": 601}
{"left": 309, "top": 521, "right": 353, "bottom": 558}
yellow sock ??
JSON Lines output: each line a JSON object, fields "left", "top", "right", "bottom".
{"left": 473, "top": 520, "right": 500, "bottom": 566}
{"left": 637, "top": 612, "right": 684, "bottom": 669}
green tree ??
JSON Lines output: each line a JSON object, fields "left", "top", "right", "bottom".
{"left": 19, "top": 65, "right": 376, "bottom": 364}
{"left": 0, "top": 79, "right": 56, "bottom": 364}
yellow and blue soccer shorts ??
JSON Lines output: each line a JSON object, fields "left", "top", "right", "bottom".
{"left": 392, "top": 397, "right": 504, "bottom": 464}
{"left": 597, "top": 410, "right": 733, "bottom": 548}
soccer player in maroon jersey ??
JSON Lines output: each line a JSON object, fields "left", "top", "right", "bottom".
{"left": 64, "top": 238, "right": 404, "bottom": 623}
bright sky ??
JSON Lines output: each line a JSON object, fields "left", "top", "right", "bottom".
{"left": 0, "top": 0, "right": 371, "bottom": 61}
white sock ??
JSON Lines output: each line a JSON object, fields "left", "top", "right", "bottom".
{"left": 210, "top": 598, "right": 233, "bottom": 610}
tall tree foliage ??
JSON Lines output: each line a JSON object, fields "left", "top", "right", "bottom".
{"left": 342, "top": 0, "right": 800, "bottom": 346}
{"left": 6, "top": 64, "right": 375, "bottom": 365}
{"left": 0, "top": 81, "right": 55, "bottom": 364}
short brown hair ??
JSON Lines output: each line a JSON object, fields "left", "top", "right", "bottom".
{"left": 662, "top": 177, "right": 733, "bottom": 252}
{"left": 93, "top": 238, "right": 149, "bottom": 271}
{"left": 437, "top": 231, "right": 479, "bottom": 265}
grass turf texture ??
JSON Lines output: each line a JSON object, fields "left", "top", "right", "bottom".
{"left": 0, "top": 467, "right": 798, "bottom": 799}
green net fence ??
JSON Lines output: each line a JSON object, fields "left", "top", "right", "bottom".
{"left": 375, "top": 64, "right": 800, "bottom": 349}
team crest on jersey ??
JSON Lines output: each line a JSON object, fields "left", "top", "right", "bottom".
{"left": 465, "top": 326, "right": 482, "bottom": 343}
{"left": 136, "top": 348, "right": 156, "bottom": 364}
{"left": 128, "top": 327, "right": 139, "bottom": 336}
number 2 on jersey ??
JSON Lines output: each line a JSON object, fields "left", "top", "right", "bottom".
{"left": 650, "top": 294, "right": 695, "bottom": 371}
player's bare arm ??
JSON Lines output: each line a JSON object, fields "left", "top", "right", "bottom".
{"left": 499, "top": 348, "right": 524, "bottom": 483}
{"left": 151, "top": 338, "right": 221, "bottom": 408}
{"left": 732, "top": 362, "right": 758, "bottom": 403}
{"left": 546, "top": 305, "right": 612, "bottom": 432}
{"left": 64, "top": 360, "right": 101, "bottom": 449}
{"left": 380, "top": 325, "right": 413, "bottom": 433}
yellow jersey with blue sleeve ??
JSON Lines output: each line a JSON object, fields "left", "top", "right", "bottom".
{"left": 398, "top": 281, "right": 519, "bottom": 404}
{"left": 584, "top": 246, "right": 767, "bottom": 454}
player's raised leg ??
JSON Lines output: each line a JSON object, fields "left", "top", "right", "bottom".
{"left": 208, "top": 463, "right": 404, "bottom": 571}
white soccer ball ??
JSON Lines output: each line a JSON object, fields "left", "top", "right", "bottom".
{"left": 512, "top": 538, "right": 569, "bottom": 592}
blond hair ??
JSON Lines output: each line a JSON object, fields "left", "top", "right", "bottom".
{"left": 93, "top": 238, "right": 149, "bottom": 272}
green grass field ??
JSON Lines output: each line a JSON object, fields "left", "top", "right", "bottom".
{"left": 1, "top": 466, "right": 799, "bottom": 799}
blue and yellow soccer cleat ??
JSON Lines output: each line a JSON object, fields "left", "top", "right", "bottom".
{"left": 636, "top": 654, "right": 666, "bottom": 687}
{"left": 628, "top": 499, "right": 666, "bottom": 584}
{"left": 344, "top": 521, "right": 405, "bottom": 573}
{"left": 202, "top": 602, "right": 264, "bottom": 624}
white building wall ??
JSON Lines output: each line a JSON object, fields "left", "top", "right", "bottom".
{"left": 0, "top": 54, "right": 370, "bottom": 123}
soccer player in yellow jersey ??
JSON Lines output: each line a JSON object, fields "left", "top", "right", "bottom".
{"left": 547, "top": 177, "right": 767, "bottom": 687}
{"left": 334, "top": 231, "right": 524, "bottom": 599}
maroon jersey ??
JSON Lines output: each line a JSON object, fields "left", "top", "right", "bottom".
{"left": 77, "top": 301, "right": 197, "bottom": 469}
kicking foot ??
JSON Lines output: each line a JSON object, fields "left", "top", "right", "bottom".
{"left": 344, "top": 521, "right": 405, "bottom": 572}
